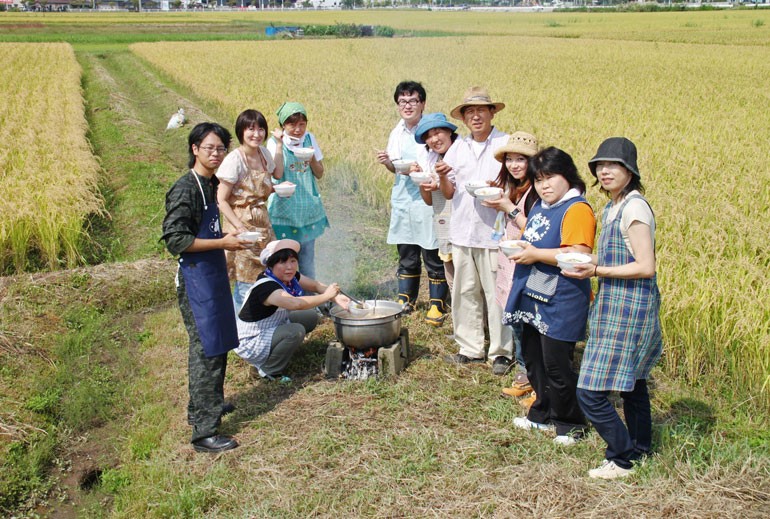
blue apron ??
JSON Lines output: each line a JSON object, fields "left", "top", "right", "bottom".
{"left": 178, "top": 171, "right": 239, "bottom": 358}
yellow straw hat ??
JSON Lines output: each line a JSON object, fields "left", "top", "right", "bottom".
{"left": 494, "top": 131, "right": 539, "bottom": 162}
{"left": 450, "top": 86, "right": 506, "bottom": 120}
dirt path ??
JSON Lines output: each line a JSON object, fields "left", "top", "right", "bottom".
{"left": 22, "top": 46, "right": 396, "bottom": 518}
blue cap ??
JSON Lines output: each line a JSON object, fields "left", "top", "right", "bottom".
{"left": 414, "top": 113, "right": 458, "bottom": 144}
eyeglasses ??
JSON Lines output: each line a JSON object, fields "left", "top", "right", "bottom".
{"left": 397, "top": 98, "right": 422, "bottom": 108}
{"left": 198, "top": 145, "right": 228, "bottom": 155}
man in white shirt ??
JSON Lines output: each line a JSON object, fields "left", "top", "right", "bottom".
{"left": 436, "top": 86, "right": 514, "bottom": 375}
{"left": 377, "top": 81, "right": 447, "bottom": 325}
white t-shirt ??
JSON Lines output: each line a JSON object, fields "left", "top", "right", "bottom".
{"left": 216, "top": 147, "right": 275, "bottom": 185}
{"left": 605, "top": 190, "right": 655, "bottom": 256}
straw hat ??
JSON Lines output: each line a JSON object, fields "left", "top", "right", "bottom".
{"left": 260, "top": 239, "right": 301, "bottom": 266}
{"left": 588, "top": 137, "right": 640, "bottom": 178}
{"left": 494, "top": 131, "right": 539, "bottom": 162}
{"left": 449, "top": 86, "right": 506, "bottom": 120}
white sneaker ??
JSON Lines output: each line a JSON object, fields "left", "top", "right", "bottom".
{"left": 553, "top": 435, "right": 579, "bottom": 446}
{"left": 513, "top": 416, "right": 554, "bottom": 432}
{"left": 588, "top": 460, "right": 634, "bottom": 480}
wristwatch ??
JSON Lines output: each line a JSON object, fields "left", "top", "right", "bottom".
{"left": 508, "top": 208, "right": 521, "bottom": 219}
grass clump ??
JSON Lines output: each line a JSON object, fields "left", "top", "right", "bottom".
{"left": 0, "top": 434, "right": 57, "bottom": 513}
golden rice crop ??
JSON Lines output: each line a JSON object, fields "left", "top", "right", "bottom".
{"left": 131, "top": 33, "right": 770, "bottom": 408}
{"left": 0, "top": 43, "right": 103, "bottom": 272}
{"left": 2, "top": 10, "right": 770, "bottom": 46}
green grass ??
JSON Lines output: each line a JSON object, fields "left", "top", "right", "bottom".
{"left": 0, "top": 262, "right": 175, "bottom": 515}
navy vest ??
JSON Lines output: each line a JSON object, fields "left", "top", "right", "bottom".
{"left": 503, "top": 196, "right": 592, "bottom": 342}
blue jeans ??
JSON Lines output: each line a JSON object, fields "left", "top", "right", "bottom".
{"left": 232, "top": 280, "right": 253, "bottom": 314}
{"left": 577, "top": 379, "right": 652, "bottom": 469}
{"left": 511, "top": 322, "right": 524, "bottom": 367}
{"left": 298, "top": 239, "right": 316, "bottom": 280}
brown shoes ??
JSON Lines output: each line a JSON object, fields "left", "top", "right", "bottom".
{"left": 519, "top": 393, "right": 536, "bottom": 410}
{"left": 501, "top": 372, "right": 533, "bottom": 397}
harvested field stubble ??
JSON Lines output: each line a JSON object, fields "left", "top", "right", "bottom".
{"left": 132, "top": 35, "right": 770, "bottom": 410}
{"left": 1, "top": 43, "right": 103, "bottom": 273}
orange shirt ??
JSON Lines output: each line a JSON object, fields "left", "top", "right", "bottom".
{"left": 561, "top": 202, "right": 596, "bottom": 250}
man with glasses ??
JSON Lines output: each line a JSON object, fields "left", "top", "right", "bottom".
{"left": 162, "top": 122, "right": 249, "bottom": 453}
{"left": 376, "top": 81, "right": 448, "bottom": 325}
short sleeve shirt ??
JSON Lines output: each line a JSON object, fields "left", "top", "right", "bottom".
{"left": 605, "top": 190, "right": 655, "bottom": 256}
{"left": 561, "top": 202, "right": 597, "bottom": 249}
{"left": 216, "top": 147, "right": 276, "bottom": 185}
{"left": 237, "top": 273, "right": 302, "bottom": 322}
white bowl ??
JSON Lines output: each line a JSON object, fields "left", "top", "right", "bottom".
{"left": 238, "top": 231, "right": 264, "bottom": 243}
{"left": 347, "top": 302, "right": 372, "bottom": 317}
{"left": 274, "top": 182, "right": 296, "bottom": 198}
{"left": 474, "top": 187, "right": 503, "bottom": 201}
{"left": 465, "top": 181, "right": 489, "bottom": 197}
{"left": 391, "top": 159, "right": 413, "bottom": 173}
{"left": 499, "top": 239, "right": 527, "bottom": 257}
{"left": 292, "top": 147, "right": 315, "bottom": 161}
{"left": 555, "top": 252, "right": 592, "bottom": 272}
{"left": 409, "top": 171, "right": 433, "bottom": 185}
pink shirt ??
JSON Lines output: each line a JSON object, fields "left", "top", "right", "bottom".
{"left": 444, "top": 127, "right": 509, "bottom": 249}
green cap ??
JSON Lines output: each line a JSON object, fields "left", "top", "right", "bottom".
{"left": 276, "top": 102, "right": 307, "bottom": 126}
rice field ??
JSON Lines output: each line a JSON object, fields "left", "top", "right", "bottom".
{"left": 1, "top": 9, "right": 769, "bottom": 45}
{"left": 132, "top": 32, "right": 770, "bottom": 408}
{"left": 1, "top": 43, "right": 103, "bottom": 272}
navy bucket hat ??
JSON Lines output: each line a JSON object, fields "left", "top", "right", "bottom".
{"left": 588, "top": 137, "right": 640, "bottom": 178}
{"left": 414, "top": 113, "right": 458, "bottom": 144}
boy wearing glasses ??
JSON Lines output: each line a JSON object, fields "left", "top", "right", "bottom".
{"left": 162, "top": 122, "right": 250, "bottom": 453}
{"left": 376, "top": 81, "right": 448, "bottom": 325}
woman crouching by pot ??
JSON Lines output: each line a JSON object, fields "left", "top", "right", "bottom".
{"left": 563, "top": 138, "right": 662, "bottom": 480}
{"left": 503, "top": 147, "right": 596, "bottom": 446}
{"left": 235, "top": 239, "right": 349, "bottom": 382}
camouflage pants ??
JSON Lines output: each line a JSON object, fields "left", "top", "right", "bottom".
{"left": 177, "top": 273, "right": 228, "bottom": 443}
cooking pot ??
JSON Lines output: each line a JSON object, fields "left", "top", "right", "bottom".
{"left": 329, "top": 300, "right": 402, "bottom": 348}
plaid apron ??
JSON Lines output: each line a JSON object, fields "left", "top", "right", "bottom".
{"left": 268, "top": 133, "right": 329, "bottom": 242}
{"left": 234, "top": 277, "right": 291, "bottom": 368}
{"left": 578, "top": 195, "right": 663, "bottom": 392}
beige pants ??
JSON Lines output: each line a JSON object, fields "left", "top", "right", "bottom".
{"left": 451, "top": 245, "right": 513, "bottom": 360}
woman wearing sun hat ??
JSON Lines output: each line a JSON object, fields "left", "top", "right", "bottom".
{"left": 234, "top": 239, "right": 349, "bottom": 382}
{"left": 482, "top": 131, "right": 540, "bottom": 401}
{"left": 411, "top": 112, "right": 459, "bottom": 326}
{"left": 563, "top": 137, "right": 663, "bottom": 479}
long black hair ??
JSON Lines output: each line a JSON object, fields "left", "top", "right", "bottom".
{"left": 494, "top": 153, "right": 539, "bottom": 216}
{"left": 187, "top": 122, "right": 232, "bottom": 168}
{"left": 527, "top": 147, "right": 586, "bottom": 194}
